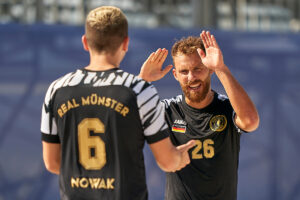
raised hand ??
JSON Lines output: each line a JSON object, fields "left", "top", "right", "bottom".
{"left": 139, "top": 48, "right": 173, "bottom": 82}
{"left": 198, "top": 31, "right": 226, "bottom": 72}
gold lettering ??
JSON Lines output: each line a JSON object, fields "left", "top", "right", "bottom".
{"left": 120, "top": 107, "right": 129, "bottom": 117}
{"left": 89, "top": 178, "right": 100, "bottom": 189}
{"left": 72, "top": 98, "right": 80, "bottom": 107}
{"left": 80, "top": 178, "right": 89, "bottom": 188}
{"left": 67, "top": 100, "right": 74, "bottom": 110}
{"left": 61, "top": 103, "right": 67, "bottom": 113}
{"left": 71, "top": 177, "right": 79, "bottom": 188}
{"left": 98, "top": 178, "right": 107, "bottom": 189}
{"left": 98, "top": 96, "right": 105, "bottom": 105}
{"left": 91, "top": 94, "right": 97, "bottom": 105}
{"left": 58, "top": 108, "right": 63, "bottom": 118}
{"left": 105, "top": 98, "right": 111, "bottom": 107}
{"left": 110, "top": 99, "right": 118, "bottom": 109}
{"left": 106, "top": 178, "right": 115, "bottom": 189}
{"left": 115, "top": 103, "right": 123, "bottom": 112}
{"left": 82, "top": 96, "right": 90, "bottom": 105}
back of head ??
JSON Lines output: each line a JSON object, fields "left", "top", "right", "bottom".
{"left": 171, "top": 36, "right": 205, "bottom": 58}
{"left": 85, "top": 6, "right": 128, "bottom": 54}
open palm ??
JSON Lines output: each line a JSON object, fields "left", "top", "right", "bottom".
{"left": 139, "top": 48, "right": 173, "bottom": 82}
{"left": 198, "top": 31, "right": 225, "bottom": 71}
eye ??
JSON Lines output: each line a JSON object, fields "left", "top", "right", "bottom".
{"left": 194, "top": 68, "right": 203, "bottom": 72}
{"left": 180, "top": 70, "right": 188, "bottom": 75}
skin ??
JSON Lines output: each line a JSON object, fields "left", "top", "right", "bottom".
{"left": 139, "top": 30, "right": 259, "bottom": 132}
{"left": 43, "top": 35, "right": 196, "bottom": 175}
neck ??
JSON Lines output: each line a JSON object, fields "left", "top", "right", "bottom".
{"left": 85, "top": 53, "right": 120, "bottom": 71}
{"left": 185, "top": 90, "right": 214, "bottom": 109}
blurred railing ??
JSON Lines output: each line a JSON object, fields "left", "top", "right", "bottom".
{"left": 0, "top": 0, "right": 299, "bottom": 31}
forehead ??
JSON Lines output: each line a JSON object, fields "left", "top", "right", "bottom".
{"left": 173, "top": 52, "right": 203, "bottom": 69}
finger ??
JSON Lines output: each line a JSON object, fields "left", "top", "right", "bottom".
{"left": 200, "top": 31, "right": 209, "bottom": 49}
{"left": 197, "top": 48, "right": 205, "bottom": 60}
{"left": 211, "top": 34, "right": 220, "bottom": 49}
{"left": 156, "top": 48, "right": 167, "bottom": 63}
{"left": 151, "top": 48, "right": 162, "bottom": 62}
{"left": 145, "top": 52, "right": 155, "bottom": 63}
{"left": 161, "top": 65, "right": 173, "bottom": 77}
{"left": 157, "top": 49, "right": 168, "bottom": 64}
{"left": 206, "top": 31, "right": 213, "bottom": 46}
{"left": 176, "top": 140, "right": 196, "bottom": 151}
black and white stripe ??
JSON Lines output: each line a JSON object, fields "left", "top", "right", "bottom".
{"left": 41, "top": 68, "right": 167, "bottom": 137}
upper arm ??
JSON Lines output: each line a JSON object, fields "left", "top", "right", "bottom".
{"left": 42, "top": 142, "right": 61, "bottom": 174}
{"left": 136, "top": 83, "right": 169, "bottom": 143}
{"left": 41, "top": 81, "right": 61, "bottom": 174}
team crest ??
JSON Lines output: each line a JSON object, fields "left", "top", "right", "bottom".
{"left": 209, "top": 115, "right": 227, "bottom": 132}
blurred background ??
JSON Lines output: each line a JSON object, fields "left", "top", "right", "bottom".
{"left": 0, "top": 0, "right": 299, "bottom": 199}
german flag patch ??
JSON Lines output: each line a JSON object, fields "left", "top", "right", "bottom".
{"left": 172, "top": 125, "right": 186, "bottom": 133}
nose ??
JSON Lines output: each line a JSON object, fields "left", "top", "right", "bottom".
{"left": 188, "top": 71, "right": 196, "bottom": 82}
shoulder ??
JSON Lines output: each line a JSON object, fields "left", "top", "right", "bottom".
{"left": 161, "top": 95, "right": 183, "bottom": 108}
{"left": 43, "top": 70, "right": 78, "bottom": 105}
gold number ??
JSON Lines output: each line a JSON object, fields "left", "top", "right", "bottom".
{"left": 192, "top": 140, "right": 203, "bottom": 159}
{"left": 78, "top": 118, "right": 106, "bottom": 170}
{"left": 203, "top": 139, "right": 214, "bottom": 158}
{"left": 192, "top": 139, "right": 215, "bottom": 159}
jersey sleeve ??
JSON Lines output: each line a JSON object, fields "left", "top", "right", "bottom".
{"left": 40, "top": 80, "right": 60, "bottom": 143}
{"left": 136, "top": 83, "right": 169, "bottom": 144}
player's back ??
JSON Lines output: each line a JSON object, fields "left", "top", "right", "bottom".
{"left": 41, "top": 68, "right": 165, "bottom": 200}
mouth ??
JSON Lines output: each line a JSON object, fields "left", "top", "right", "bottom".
{"left": 188, "top": 83, "right": 201, "bottom": 91}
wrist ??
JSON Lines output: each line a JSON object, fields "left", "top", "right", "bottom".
{"left": 215, "top": 64, "right": 229, "bottom": 75}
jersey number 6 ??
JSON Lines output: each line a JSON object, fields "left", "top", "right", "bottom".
{"left": 78, "top": 118, "right": 106, "bottom": 170}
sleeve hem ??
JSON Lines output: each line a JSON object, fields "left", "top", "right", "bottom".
{"left": 41, "top": 132, "right": 60, "bottom": 143}
{"left": 145, "top": 129, "right": 170, "bottom": 144}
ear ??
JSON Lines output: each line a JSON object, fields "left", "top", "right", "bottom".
{"left": 82, "top": 35, "right": 89, "bottom": 51}
{"left": 172, "top": 68, "right": 178, "bottom": 81}
{"left": 122, "top": 37, "right": 129, "bottom": 52}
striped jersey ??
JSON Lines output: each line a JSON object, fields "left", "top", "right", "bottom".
{"left": 162, "top": 92, "right": 242, "bottom": 200}
{"left": 40, "top": 68, "right": 169, "bottom": 200}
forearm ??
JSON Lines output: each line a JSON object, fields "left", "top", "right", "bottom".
{"left": 215, "top": 66, "right": 259, "bottom": 131}
{"left": 150, "top": 138, "right": 193, "bottom": 172}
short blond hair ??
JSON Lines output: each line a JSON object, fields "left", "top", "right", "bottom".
{"left": 85, "top": 6, "right": 128, "bottom": 54}
{"left": 171, "top": 36, "right": 205, "bottom": 57}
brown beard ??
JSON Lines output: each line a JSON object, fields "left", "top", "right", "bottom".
{"left": 180, "top": 76, "right": 210, "bottom": 103}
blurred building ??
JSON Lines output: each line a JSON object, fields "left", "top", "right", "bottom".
{"left": 0, "top": 0, "right": 300, "bottom": 31}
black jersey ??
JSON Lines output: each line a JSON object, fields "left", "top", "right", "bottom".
{"left": 40, "top": 68, "right": 169, "bottom": 200}
{"left": 162, "top": 92, "right": 242, "bottom": 200}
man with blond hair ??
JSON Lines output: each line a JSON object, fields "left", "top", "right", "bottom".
{"left": 41, "top": 6, "right": 195, "bottom": 200}
{"left": 140, "top": 31, "right": 259, "bottom": 200}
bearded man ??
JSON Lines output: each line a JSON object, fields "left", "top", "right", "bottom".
{"left": 139, "top": 31, "right": 260, "bottom": 200}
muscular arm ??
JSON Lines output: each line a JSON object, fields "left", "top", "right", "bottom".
{"left": 149, "top": 137, "right": 195, "bottom": 172}
{"left": 199, "top": 31, "right": 259, "bottom": 132}
{"left": 42, "top": 142, "right": 61, "bottom": 175}
{"left": 215, "top": 67, "right": 259, "bottom": 132}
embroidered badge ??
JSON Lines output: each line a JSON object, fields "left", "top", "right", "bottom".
{"left": 209, "top": 115, "right": 227, "bottom": 132}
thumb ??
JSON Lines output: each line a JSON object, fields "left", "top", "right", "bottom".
{"left": 176, "top": 140, "right": 196, "bottom": 152}
{"left": 162, "top": 65, "right": 173, "bottom": 77}
{"left": 197, "top": 48, "right": 205, "bottom": 60}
